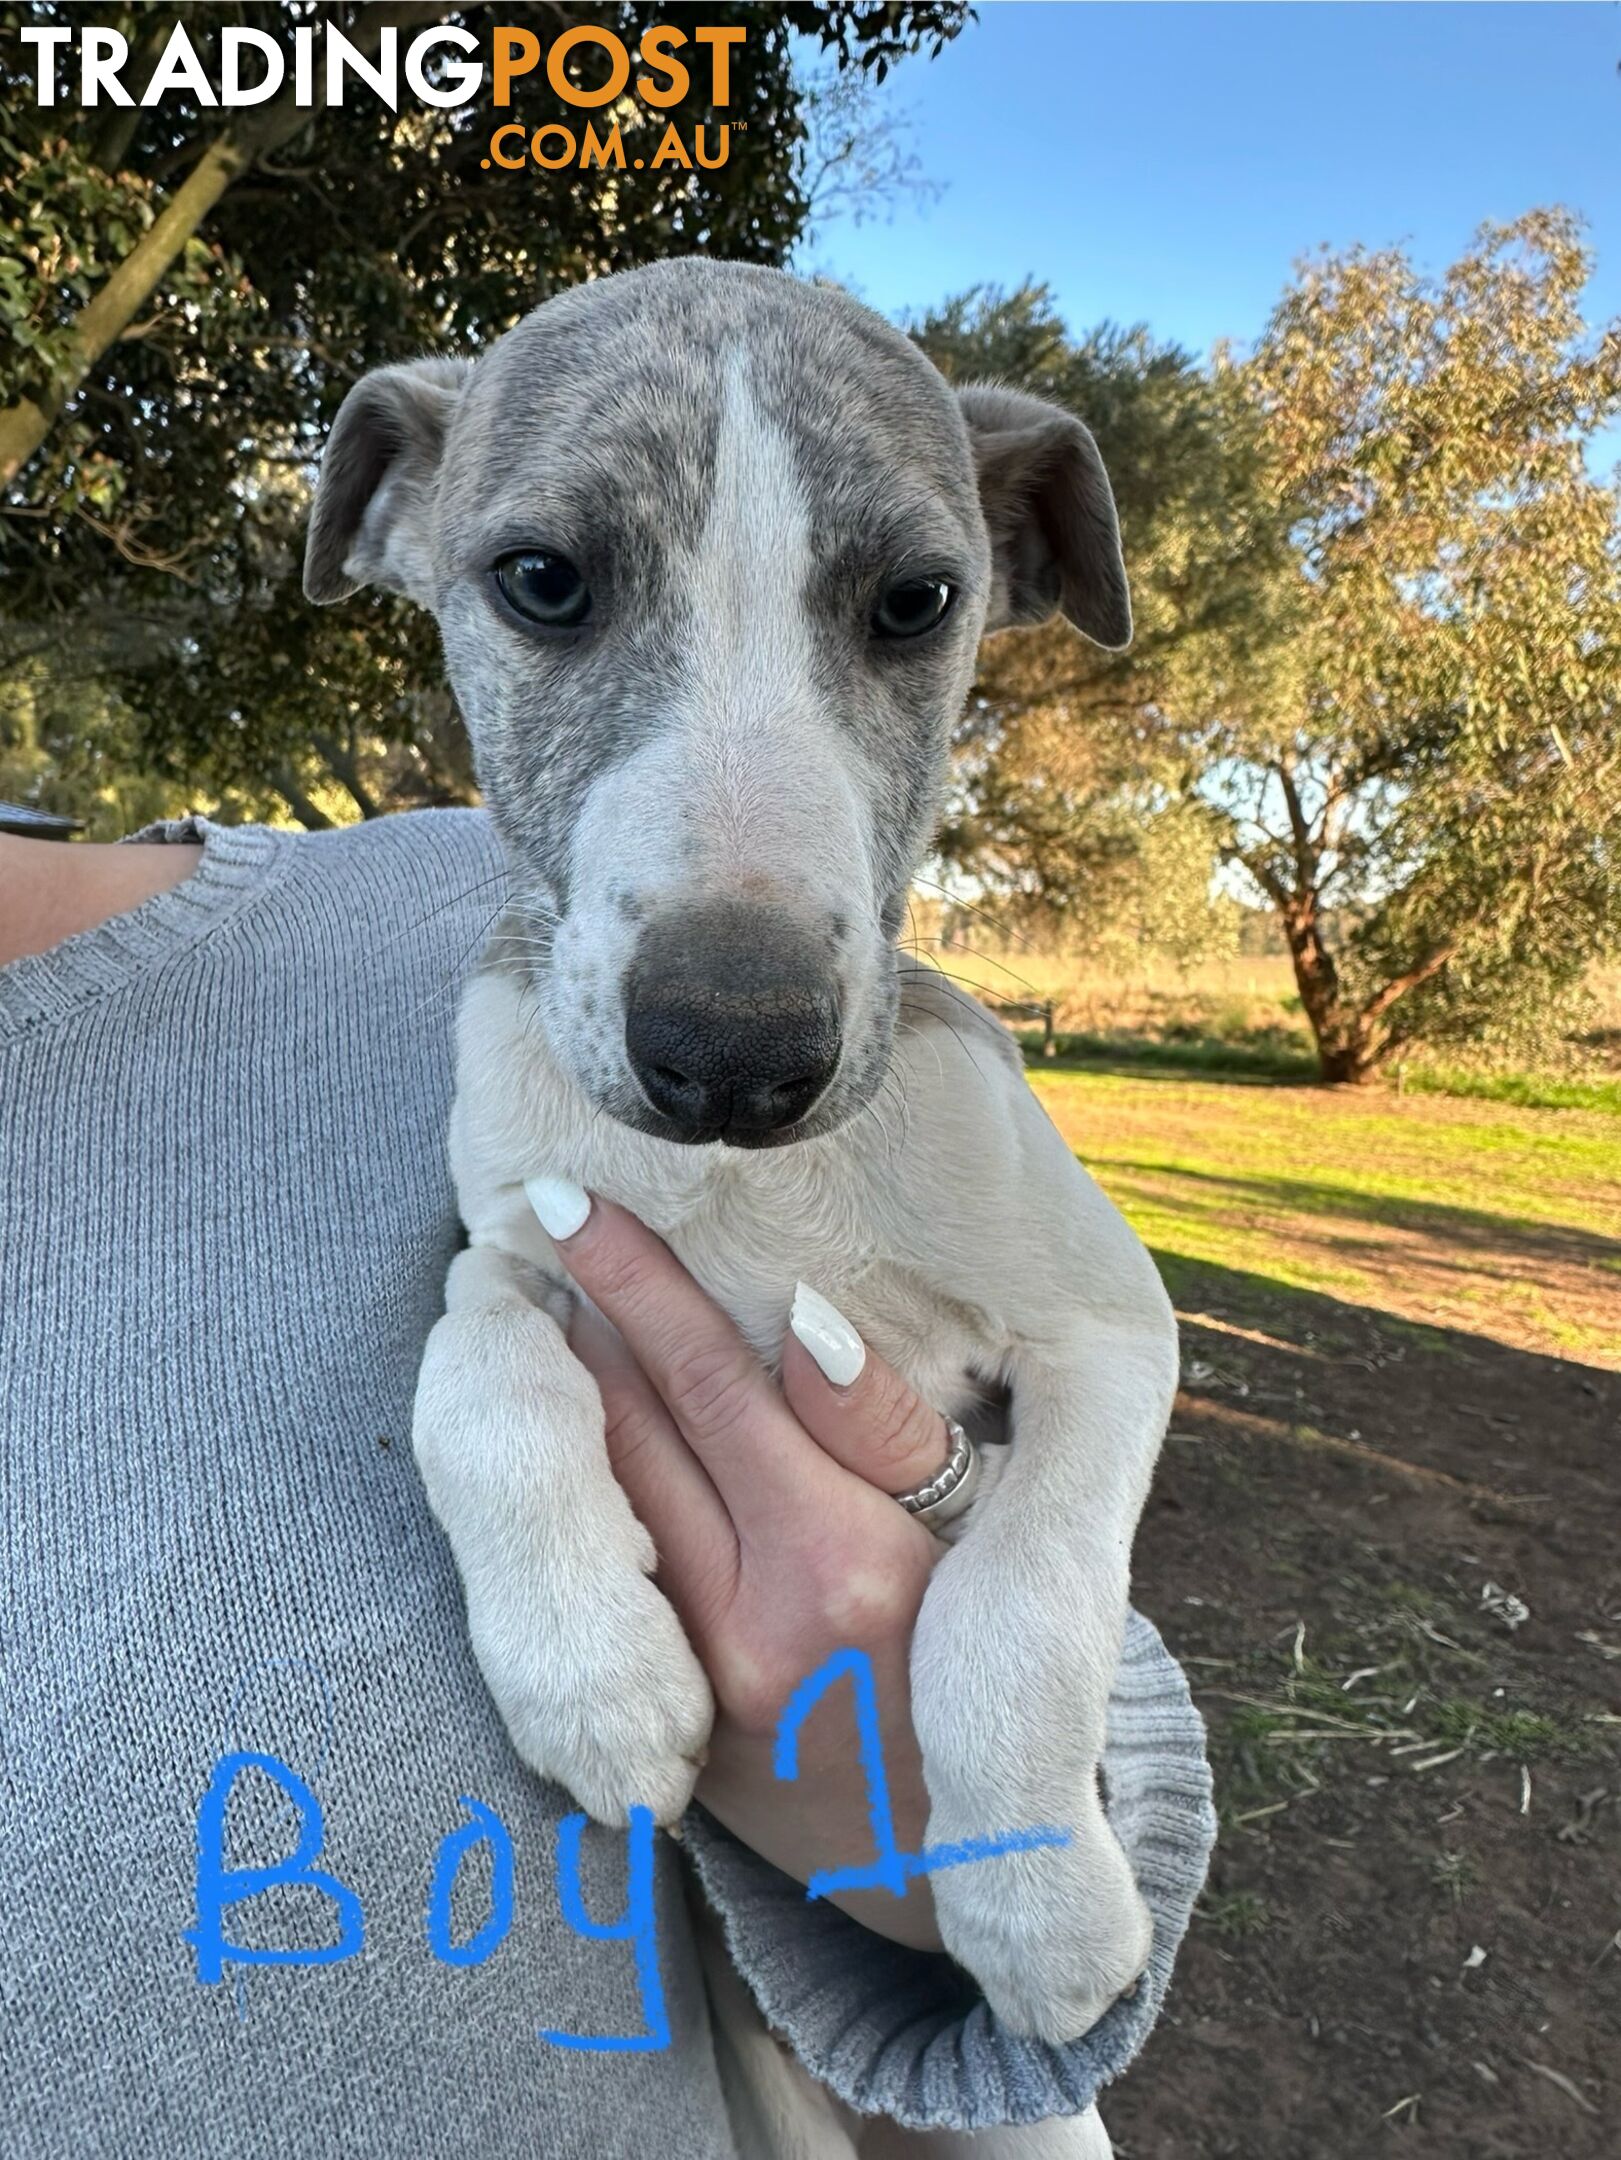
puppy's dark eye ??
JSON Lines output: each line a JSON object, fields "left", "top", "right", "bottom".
{"left": 873, "top": 578, "right": 954, "bottom": 640}
{"left": 493, "top": 551, "right": 591, "bottom": 629}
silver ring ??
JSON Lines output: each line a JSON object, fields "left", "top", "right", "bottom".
{"left": 896, "top": 1418, "right": 980, "bottom": 1530}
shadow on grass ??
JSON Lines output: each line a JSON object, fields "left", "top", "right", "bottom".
{"left": 1141, "top": 1245, "right": 1619, "bottom": 1478}
{"left": 1016, "top": 1030, "right": 1321, "bottom": 1087}
{"left": 1117, "top": 1162, "right": 1621, "bottom": 1277}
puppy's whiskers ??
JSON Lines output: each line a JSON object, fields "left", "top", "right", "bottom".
{"left": 385, "top": 865, "right": 513, "bottom": 950}
{"left": 909, "top": 875, "right": 1035, "bottom": 953}
{"left": 892, "top": 1014, "right": 948, "bottom": 1094}
{"left": 855, "top": 1070, "right": 905, "bottom": 1166}
{"left": 900, "top": 941, "right": 1045, "bottom": 1009}
{"left": 389, "top": 899, "right": 509, "bottom": 1036}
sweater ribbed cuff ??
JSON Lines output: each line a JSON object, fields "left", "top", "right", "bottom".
{"left": 682, "top": 1608, "right": 1215, "bottom": 2132}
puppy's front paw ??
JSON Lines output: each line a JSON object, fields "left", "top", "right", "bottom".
{"left": 931, "top": 1799, "right": 1152, "bottom": 2044}
{"left": 474, "top": 1570, "right": 714, "bottom": 1827}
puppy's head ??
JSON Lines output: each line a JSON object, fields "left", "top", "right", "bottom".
{"left": 306, "top": 261, "right": 1128, "bottom": 1147}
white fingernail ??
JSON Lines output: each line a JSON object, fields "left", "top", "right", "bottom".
{"left": 525, "top": 1175, "right": 591, "bottom": 1241}
{"left": 790, "top": 1281, "right": 867, "bottom": 1388}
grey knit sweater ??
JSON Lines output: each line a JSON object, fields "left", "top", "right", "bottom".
{"left": 0, "top": 810, "right": 1214, "bottom": 2159}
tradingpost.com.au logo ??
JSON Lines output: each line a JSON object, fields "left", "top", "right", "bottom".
{"left": 21, "top": 18, "right": 747, "bottom": 174}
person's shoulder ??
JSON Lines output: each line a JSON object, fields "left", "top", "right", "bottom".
{"left": 282, "top": 809, "right": 506, "bottom": 974}
{"left": 297, "top": 807, "right": 501, "bottom": 884}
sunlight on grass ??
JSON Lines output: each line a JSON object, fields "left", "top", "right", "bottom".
{"left": 1029, "top": 1068, "right": 1621, "bottom": 1367}
{"left": 956, "top": 945, "right": 1621, "bottom": 1109}
{"left": 1398, "top": 1067, "right": 1621, "bottom": 1115}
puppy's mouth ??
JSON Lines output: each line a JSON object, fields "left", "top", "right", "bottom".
{"left": 606, "top": 1048, "right": 855, "bottom": 1150}
{"left": 597, "top": 1027, "right": 889, "bottom": 1152}
{"left": 615, "top": 1098, "right": 830, "bottom": 1151}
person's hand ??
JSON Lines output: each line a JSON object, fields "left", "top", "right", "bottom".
{"left": 532, "top": 1183, "right": 963, "bottom": 1951}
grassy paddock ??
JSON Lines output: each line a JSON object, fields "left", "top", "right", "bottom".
{"left": 931, "top": 940, "right": 1621, "bottom": 1108}
{"left": 1026, "top": 1065, "right": 1621, "bottom": 1367}
{"left": 935, "top": 956, "right": 1621, "bottom": 2145}
{"left": 1054, "top": 1052, "right": 1621, "bottom": 2150}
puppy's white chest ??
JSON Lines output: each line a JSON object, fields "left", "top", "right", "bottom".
{"left": 611, "top": 1174, "right": 993, "bottom": 1416}
{"left": 454, "top": 958, "right": 1024, "bottom": 1409}
{"left": 594, "top": 1157, "right": 869, "bottom": 1362}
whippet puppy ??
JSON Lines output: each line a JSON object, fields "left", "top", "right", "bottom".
{"left": 305, "top": 260, "right": 1177, "bottom": 2157}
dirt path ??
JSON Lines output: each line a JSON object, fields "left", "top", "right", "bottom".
{"left": 1107, "top": 1261, "right": 1620, "bottom": 2158}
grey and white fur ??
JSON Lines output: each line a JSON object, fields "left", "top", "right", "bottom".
{"left": 305, "top": 260, "right": 1177, "bottom": 2160}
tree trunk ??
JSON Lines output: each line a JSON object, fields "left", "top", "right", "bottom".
{"left": 1280, "top": 898, "right": 1369, "bottom": 1084}
{"left": 274, "top": 773, "right": 335, "bottom": 832}
{"left": 312, "top": 732, "right": 381, "bottom": 821}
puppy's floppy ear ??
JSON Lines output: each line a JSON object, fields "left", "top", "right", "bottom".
{"left": 957, "top": 383, "right": 1132, "bottom": 649}
{"left": 304, "top": 356, "right": 472, "bottom": 606}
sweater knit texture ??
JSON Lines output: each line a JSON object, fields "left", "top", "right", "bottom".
{"left": 0, "top": 811, "right": 1215, "bottom": 2158}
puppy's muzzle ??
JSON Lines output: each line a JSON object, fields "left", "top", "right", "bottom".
{"left": 624, "top": 903, "right": 842, "bottom": 1147}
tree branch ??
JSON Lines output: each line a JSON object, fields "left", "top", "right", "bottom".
{"left": 274, "top": 772, "right": 336, "bottom": 832}
{"left": 90, "top": 21, "right": 172, "bottom": 174}
{"left": 0, "top": 2, "right": 421, "bottom": 488}
{"left": 311, "top": 730, "right": 381, "bottom": 821}
{"left": 1223, "top": 837, "right": 1293, "bottom": 911}
{"left": 1359, "top": 941, "right": 1456, "bottom": 1027}
{"left": 1276, "top": 761, "right": 1320, "bottom": 892}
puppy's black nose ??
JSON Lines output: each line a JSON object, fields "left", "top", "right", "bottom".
{"left": 624, "top": 904, "right": 842, "bottom": 1145}
{"left": 626, "top": 1001, "right": 840, "bottom": 1139}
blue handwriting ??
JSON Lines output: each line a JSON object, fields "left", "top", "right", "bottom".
{"left": 186, "top": 1647, "right": 1070, "bottom": 2050}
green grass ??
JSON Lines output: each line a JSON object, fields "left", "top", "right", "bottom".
{"left": 1205, "top": 1628, "right": 1605, "bottom": 1841}
{"left": 1014, "top": 1027, "right": 1317, "bottom": 1082}
{"left": 1430, "top": 1850, "right": 1480, "bottom": 1906}
{"left": 1010, "top": 1025, "right": 1620, "bottom": 1115}
{"left": 1427, "top": 1700, "right": 1575, "bottom": 1760}
{"left": 1198, "top": 1890, "right": 1272, "bottom": 1939}
{"left": 1027, "top": 1061, "right": 1621, "bottom": 1364}
{"left": 1396, "top": 1066, "right": 1621, "bottom": 1116}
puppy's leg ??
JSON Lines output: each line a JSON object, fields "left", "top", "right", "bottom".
{"left": 413, "top": 1241, "right": 713, "bottom": 1823}
{"left": 913, "top": 1213, "right": 1175, "bottom": 2042}
{"left": 858, "top": 2111, "right": 1112, "bottom": 2159}
{"left": 691, "top": 1885, "right": 862, "bottom": 2160}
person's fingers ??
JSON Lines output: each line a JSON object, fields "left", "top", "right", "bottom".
{"left": 780, "top": 1281, "right": 958, "bottom": 1499}
{"left": 567, "top": 1301, "right": 738, "bottom": 1627}
{"left": 527, "top": 1177, "right": 834, "bottom": 1522}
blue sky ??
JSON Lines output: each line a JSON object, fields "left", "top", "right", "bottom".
{"left": 800, "top": 3, "right": 1620, "bottom": 378}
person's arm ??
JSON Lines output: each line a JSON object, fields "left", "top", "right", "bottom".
{"left": 547, "top": 1192, "right": 1216, "bottom": 2131}
{"left": 681, "top": 1612, "right": 1211, "bottom": 2133}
